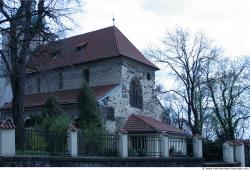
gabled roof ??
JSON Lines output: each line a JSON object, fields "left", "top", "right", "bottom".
{"left": 121, "top": 114, "right": 188, "bottom": 136}
{"left": 226, "top": 140, "right": 250, "bottom": 146}
{"left": 27, "top": 26, "right": 159, "bottom": 73}
{"left": 0, "top": 119, "right": 15, "bottom": 129}
{"left": 1, "top": 84, "right": 118, "bottom": 109}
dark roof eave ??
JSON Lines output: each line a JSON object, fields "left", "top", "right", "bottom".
{"left": 120, "top": 55, "right": 159, "bottom": 70}
{"left": 0, "top": 102, "right": 79, "bottom": 111}
{"left": 26, "top": 54, "right": 159, "bottom": 74}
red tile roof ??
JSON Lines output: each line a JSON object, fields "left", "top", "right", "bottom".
{"left": 1, "top": 84, "right": 118, "bottom": 109}
{"left": 121, "top": 114, "right": 188, "bottom": 136}
{"left": 27, "top": 26, "right": 158, "bottom": 73}
{"left": 0, "top": 119, "right": 15, "bottom": 129}
{"left": 226, "top": 140, "right": 250, "bottom": 146}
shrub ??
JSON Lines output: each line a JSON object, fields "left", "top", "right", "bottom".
{"left": 40, "top": 96, "right": 70, "bottom": 154}
{"left": 77, "top": 83, "right": 104, "bottom": 130}
{"left": 26, "top": 130, "right": 47, "bottom": 151}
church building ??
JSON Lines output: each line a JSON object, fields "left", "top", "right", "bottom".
{"left": 0, "top": 26, "right": 166, "bottom": 133}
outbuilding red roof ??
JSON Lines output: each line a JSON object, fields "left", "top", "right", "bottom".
{"left": 1, "top": 84, "right": 118, "bottom": 109}
{"left": 121, "top": 114, "right": 188, "bottom": 136}
{"left": 226, "top": 140, "right": 250, "bottom": 146}
{"left": 0, "top": 119, "right": 16, "bottom": 129}
{"left": 27, "top": 26, "right": 158, "bottom": 73}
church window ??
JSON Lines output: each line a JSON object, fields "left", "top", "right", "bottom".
{"left": 106, "top": 107, "right": 115, "bottom": 121}
{"left": 146, "top": 72, "right": 151, "bottom": 80}
{"left": 24, "top": 118, "right": 32, "bottom": 128}
{"left": 51, "top": 51, "right": 59, "bottom": 59}
{"left": 76, "top": 42, "right": 87, "bottom": 52}
{"left": 59, "top": 72, "right": 63, "bottom": 89}
{"left": 36, "top": 76, "right": 41, "bottom": 93}
{"left": 129, "top": 78, "right": 143, "bottom": 109}
{"left": 83, "top": 69, "right": 89, "bottom": 82}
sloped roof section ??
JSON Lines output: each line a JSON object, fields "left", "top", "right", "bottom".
{"left": 121, "top": 114, "right": 188, "bottom": 136}
{"left": 1, "top": 84, "right": 118, "bottom": 109}
{"left": 27, "top": 26, "right": 158, "bottom": 73}
{"left": 0, "top": 119, "right": 15, "bottom": 129}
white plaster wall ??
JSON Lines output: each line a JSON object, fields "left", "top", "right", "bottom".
{"left": 235, "top": 145, "right": 245, "bottom": 167}
{"left": 0, "top": 78, "right": 12, "bottom": 107}
{"left": 0, "top": 129, "right": 15, "bottom": 156}
{"left": 223, "top": 143, "right": 234, "bottom": 163}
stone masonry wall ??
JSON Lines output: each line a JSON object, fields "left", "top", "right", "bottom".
{"left": 99, "top": 58, "right": 165, "bottom": 132}
{"left": 25, "top": 58, "right": 122, "bottom": 94}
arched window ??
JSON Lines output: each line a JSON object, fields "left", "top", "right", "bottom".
{"left": 36, "top": 77, "right": 41, "bottom": 93}
{"left": 59, "top": 72, "right": 63, "bottom": 89}
{"left": 83, "top": 69, "right": 89, "bottom": 82}
{"left": 129, "top": 78, "right": 143, "bottom": 109}
{"left": 24, "top": 118, "right": 32, "bottom": 128}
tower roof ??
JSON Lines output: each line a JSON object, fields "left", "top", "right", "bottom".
{"left": 28, "top": 26, "right": 159, "bottom": 73}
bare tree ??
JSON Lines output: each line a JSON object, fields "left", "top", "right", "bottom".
{"left": 163, "top": 92, "right": 185, "bottom": 129}
{"left": 147, "top": 27, "right": 219, "bottom": 135}
{"left": 206, "top": 57, "right": 250, "bottom": 140}
{"left": 0, "top": 0, "right": 82, "bottom": 148}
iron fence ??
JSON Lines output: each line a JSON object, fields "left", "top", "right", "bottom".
{"left": 128, "top": 135, "right": 161, "bottom": 157}
{"left": 16, "top": 129, "right": 69, "bottom": 156}
{"left": 245, "top": 145, "right": 250, "bottom": 167}
{"left": 203, "top": 141, "right": 223, "bottom": 161}
{"left": 168, "top": 137, "right": 192, "bottom": 157}
{"left": 78, "top": 131, "right": 120, "bottom": 157}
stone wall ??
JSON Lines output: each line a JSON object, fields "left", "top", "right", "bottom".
{"left": 0, "top": 156, "right": 207, "bottom": 167}
{"left": 0, "top": 78, "right": 12, "bottom": 107}
{"left": 25, "top": 58, "right": 122, "bottom": 94}
{"left": 99, "top": 57, "right": 165, "bottom": 132}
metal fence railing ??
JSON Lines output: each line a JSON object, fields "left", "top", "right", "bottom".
{"left": 16, "top": 129, "right": 69, "bottom": 156}
{"left": 128, "top": 135, "right": 161, "bottom": 157}
{"left": 203, "top": 141, "right": 223, "bottom": 161}
{"left": 168, "top": 137, "right": 193, "bottom": 157}
{"left": 78, "top": 131, "right": 120, "bottom": 157}
{"left": 245, "top": 145, "right": 250, "bottom": 167}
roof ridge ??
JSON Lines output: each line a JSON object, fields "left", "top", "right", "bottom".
{"left": 59, "top": 26, "right": 115, "bottom": 43}
{"left": 112, "top": 26, "right": 122, "bottom": 54}
{"left": 133, "top": 114, "right": 159, "bottom": 132}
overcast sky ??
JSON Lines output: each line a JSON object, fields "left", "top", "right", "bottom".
{"left": 70, "top": 0, "right": 250, "bottom": 88}
{"left": 72, "top": 0, "right": 250, "bottom": 58}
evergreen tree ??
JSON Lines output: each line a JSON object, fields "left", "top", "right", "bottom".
{"left": 77, "top": 83, "right": 103, "bottom": 131}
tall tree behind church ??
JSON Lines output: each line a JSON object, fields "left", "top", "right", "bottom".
{"left": 0, "top": 0, "right": 82, "bottom": 148}
{"left": 146, "top": 27, "right": 220, "bottom": 135}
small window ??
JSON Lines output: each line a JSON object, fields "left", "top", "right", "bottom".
{"left": 37, "top": 77, "right": 41, "bottom": 93}
{"left": 106, "top": 107, "right": 115, "bottom": 121}
{"left": 59, "top": 72, "right": 63, "bottom": 89}
{"left": 51, "top": 51, "right": 60, "bottom": 59}
{"left": 76, "top": 46, "right": 85, "bottom": 52}
{"left": 129, "top": 78, "right": 143, "bottom": 109}
{"left": 83, "top": 69, "right": 89, "bottom": 82}
{"left": 74, "top": 118, "right": 81, "bottom": 129}
{"left": 146, "top": 72, "right": 151, "bottom": 80}
{"left": 76, "top": 42, "right": 87, "bottom": 52}
{"left": 24, "top": 118, "right": 32, "bottom": 128}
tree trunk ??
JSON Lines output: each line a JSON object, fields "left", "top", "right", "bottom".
{"left": 11, "top": 65, "right": 25, "bottom": 149}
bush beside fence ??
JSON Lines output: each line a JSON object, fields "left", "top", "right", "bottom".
{"left": 17, "top": 129, "right": 69, "bottom": 156}
{"left": 78, "top": 131, "right": 120, "bottom": 157}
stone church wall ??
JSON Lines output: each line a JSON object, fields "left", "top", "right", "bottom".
{"left": 25, "top": 58, "right": 122, "bottom": 94}
{"left": 99, "top": 58, "right": 165, "bottom": 132}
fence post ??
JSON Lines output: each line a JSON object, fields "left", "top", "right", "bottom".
{"left": 0, "top": 120, "right": 15, "bottom": 156}
{"left": 68, "top": 124, "right": 78, "bottom": 157}
{"left": 119, "top": 132, "right": 128, "bottom": 157}
{"left": 193, "top": 135, "right": 202, "bottom": 158}
{"left": 235, "top": 143, "right": 245, "bottom": 167}
{"left": 223, "top": 142, "right": 234, "bottom": 163}
{"left": 160, "top": 134, "right": 169, "bottom": 158}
